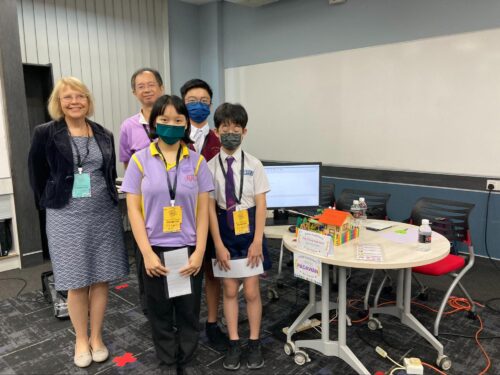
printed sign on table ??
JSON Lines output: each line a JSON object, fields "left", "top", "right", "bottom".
{"left": 294, "top": 253, "right": 322, "bottom": 286}
{"left": 296, "top": 229, "right": 333, "bottom": 256}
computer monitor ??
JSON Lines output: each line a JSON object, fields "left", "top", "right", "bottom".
{"left": 263, "top": 162, "right": 321, "bottom": 210}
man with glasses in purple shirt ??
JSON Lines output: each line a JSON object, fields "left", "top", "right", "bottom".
{"left": 119, "top": 68, "right": 165, "bottom": 168}
{"left": 119, "top": 68, "right": 164, "bottom": 315}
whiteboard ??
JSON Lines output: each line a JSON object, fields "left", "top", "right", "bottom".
{"left": 225, "top": 28, "right": 500, "bottom": 178}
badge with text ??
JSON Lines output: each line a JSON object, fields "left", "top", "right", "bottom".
{"left": 163, "top": 206, "right": 182, "bottom": 233}
{"left": 233, "top": 209, "right": 250, "bottom": 235}
{"left": 72, "top": 173, "right": 91, "bottom": 198}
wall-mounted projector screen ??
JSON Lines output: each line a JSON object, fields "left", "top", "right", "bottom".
{"left": 225, "top": 28, "right": 500, "bottom": 178}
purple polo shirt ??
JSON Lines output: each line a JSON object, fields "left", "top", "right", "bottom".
{"left": 119, "top": 113, "right": 151, "bottom": 163}
{"left": 121, "top": 142, "right": 214, "bottom": 247}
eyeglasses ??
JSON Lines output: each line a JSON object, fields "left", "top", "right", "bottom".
{"left": 60, "top": 94, "right": 87, "bottom": 103}
{"left": 135, "top": 83, "right": 159, "bottom": 92}
{"left": 186, "top": 98, "right": 211, "bottom": 106}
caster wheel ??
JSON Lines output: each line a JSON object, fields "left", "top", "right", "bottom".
{"left": 437, "top": 355, "right": 452, "bottom": 371}
{"left": 417, "top": 292, "right": 429, "bottom": 301}
{"left": 284, "top": 342, "right": 295, "bottom": 356}
{"left": 467, "top": 311, "right": 478, "bottom": 320}
{"left": 267, "top": 288, "right": 279, "bottom": 300}
{"left": 294, "top": 350, "right": 309, "bottom": 366}
{"left": 367, "top": 318, "right": 382, "bottom": 331}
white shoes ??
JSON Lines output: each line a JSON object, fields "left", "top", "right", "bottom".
{"left": 74, "top": 351, "right": 92, "bottom": 368}
{"left": 91, "top": 345, "right": 109, "bottom": 363}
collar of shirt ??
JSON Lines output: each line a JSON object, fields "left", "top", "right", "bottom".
{"left": 190, "top": 123, "right": 210, "bottom": 139}
{"left": 219, "top": 146, "right": 243, "bottom": 162}
{"left": 149, "top": 142, "right": 190, "bottom": 170}
{"left": 139, "top": 111, "right": 148, "bottom": 125}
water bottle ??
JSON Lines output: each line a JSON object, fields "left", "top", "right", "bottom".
{"left": 418, "top": 219, "right": 432, "bottom": 251}
{"left": 350, "top": 200, "right": 362, "bottom": 227}
{"left": 359, "top": 197, "right": 368, "bottom": 226}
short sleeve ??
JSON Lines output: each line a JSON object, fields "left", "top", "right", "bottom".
{"left": 119, "top": 122, "right": 131, "bottom": 163}
{"left": 121, "top": 154, "right": 143, "bottom": 194}
{"left": 196, "top": 157, "right": 215, "bottom": 194}
{"left": 253, "top": 161, "right": 270, "bottom": 195}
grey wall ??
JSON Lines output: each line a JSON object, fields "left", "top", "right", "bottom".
{"left": 223, "top": 0, "right": 500, "bottom": 68}
{"left": 166, "top": 0, "right": 500, "bottom": 259}
{"left": 168, "top": 0, "right": 200, "bottom": 95}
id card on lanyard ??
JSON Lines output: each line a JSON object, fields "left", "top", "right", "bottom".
{"left": 70, "top": 124, "right": 92, "bottom": 198}
{"left": 157, "top": 143, "right": 183, "bottom": 233}
{"left": 218, "top": 151, "right": 250, "bottom": 235}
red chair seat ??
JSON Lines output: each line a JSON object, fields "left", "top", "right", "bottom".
{"left": 413, "top": 254, "right": 465, "bottom": 276}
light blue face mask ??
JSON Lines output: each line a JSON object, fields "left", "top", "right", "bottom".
{"left": 155, "top": 123, "right": 185, "bottom": 145}
{"left": 186, "top": 102, "right": 210, "bottom": 123}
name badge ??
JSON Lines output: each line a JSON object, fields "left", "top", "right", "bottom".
{"left": 233, "top": 208, "right": 250, "bottom": 235}
{"left": 163, "top": 206, "right": 183, "bottom": 233}
{"left": 72, "top": 173, "right": 91, "bottom": 198}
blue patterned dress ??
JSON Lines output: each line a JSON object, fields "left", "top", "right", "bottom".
{"left": 46, "top": 136, "right": 129, "bottom": 290}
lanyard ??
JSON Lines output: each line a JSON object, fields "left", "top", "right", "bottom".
{"left": 218, "top": 151, "right": 245, "bottom": 205}
{"left": 142, "top": 123, "right": 156, "bottom": 141}
{"left": 155, "top": 143, "right": 182, "bottom": 206}
{"left": 68, "top": 123, "right": 90, "bottom": 174}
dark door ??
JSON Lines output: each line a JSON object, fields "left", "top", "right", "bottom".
{"left": 23, "top": 63, "right": 53, "bottom": 260}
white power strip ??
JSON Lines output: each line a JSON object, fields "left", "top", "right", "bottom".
{"left": 404, "top": 357, "right": 423, "bottom": 375}
{"left": 282, "top": 318, "right": 321, "bottom": 334}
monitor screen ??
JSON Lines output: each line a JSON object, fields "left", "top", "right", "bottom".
{"left": 263, "top": 162, "right": 321, "bottom": 209}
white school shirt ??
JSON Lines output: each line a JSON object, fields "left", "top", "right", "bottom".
{"left": 189, "top": 123, "right": 210, "bottom": 153}
{"left": 207, "top": 147, "right": 270, "bottom": 210}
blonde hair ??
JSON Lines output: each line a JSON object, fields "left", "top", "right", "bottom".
{"left": 47, "top": 77, "right": 94, "bottom": 120}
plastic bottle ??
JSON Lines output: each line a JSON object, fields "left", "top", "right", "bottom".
{"left": 418, "top": 219, "right": 432, "bottom": 251}
{"left": 350, "top": 200, "right": 361, "bottom": 227}
{"left": 359, "top": 197, "right": 368, "bottom": 225}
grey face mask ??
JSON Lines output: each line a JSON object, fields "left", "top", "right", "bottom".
{"left": 220, "top": 133, "right": 242, "bottom": 150}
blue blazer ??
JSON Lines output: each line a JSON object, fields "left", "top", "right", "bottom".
{"left": 28, "top": 119, "right": 118, "bottom": 209}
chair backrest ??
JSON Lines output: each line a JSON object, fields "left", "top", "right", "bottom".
{"left": 410, "top": 197, "right": 474, "bottom": 244}
{"left": 320, "top": 183, "right": 335, "bottom": 208}
{"left": 335, "top": 189, "right": 391, "bottom": 219}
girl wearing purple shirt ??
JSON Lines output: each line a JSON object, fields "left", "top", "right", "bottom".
{"left": 121, "top": 95, "right": 214, "bottom": 374}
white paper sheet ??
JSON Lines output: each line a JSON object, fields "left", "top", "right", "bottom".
{"left": 162, "top": 247, "right": 192, "bottom": 298}
{"left": 211, "top": 258, "right": 264, "bottom": 278}
{"left": 356, "top": 243, "right": 384, "bottom": 262}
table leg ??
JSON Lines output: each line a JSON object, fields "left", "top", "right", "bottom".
{"left": 295, "top": 265, "right": 370, "bottom": 374}
{"left": 368, "top": 268, "right": 444, "bottom": 358}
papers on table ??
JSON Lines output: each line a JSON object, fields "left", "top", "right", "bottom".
{"left": 211, "top": 258, "right": 264, "bottom": 278}
{"left": 356, "top": 244, "right": 384, "bottom": 262}
{"left": 365, "top": 221, "right": 394, "bottom": 231}
{"left": 161, "top": 247, "right": 192, "bottom": 298}
{"left": 380, "top": 227, "right": 419, "bottom": 244}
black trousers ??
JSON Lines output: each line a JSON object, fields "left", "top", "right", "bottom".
{"left": 144, "top": 246, "right": 203, "bottom": 367}
{"left": 134, "top": 242, "right": 148, "bottom": 313}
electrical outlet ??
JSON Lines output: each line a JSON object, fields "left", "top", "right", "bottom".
{"left": 486, "top": 180, "right": 500, "bottom": 191}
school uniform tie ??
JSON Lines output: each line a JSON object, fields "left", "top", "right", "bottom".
{"left": 193, "top": 128, "right": 203, "bottom": 152}
{"left": 225, "top": 156, "right": 236, "bottom": 230}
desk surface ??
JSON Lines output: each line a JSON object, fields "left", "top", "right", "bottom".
{"left": 282, "top": 220, "right": 450, "bottom": 269}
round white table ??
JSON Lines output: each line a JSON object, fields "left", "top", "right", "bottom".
{"left": 282, "top": 220, "right": 450, "bottom": 374}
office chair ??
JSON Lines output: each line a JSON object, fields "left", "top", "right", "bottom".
{"left": 334, "top": 188, "right": 392, "bottom": 311}
{"left": 335, "top": 188, "right": 390, "bottom": 219}
{"left": 408, "top": 197, "right": 476, "bottom": 336}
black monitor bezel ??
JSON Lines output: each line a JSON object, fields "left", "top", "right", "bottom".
{"left": 262, "top": 161, "right": 322, "bottom": 210}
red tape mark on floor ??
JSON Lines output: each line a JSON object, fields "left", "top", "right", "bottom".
{"left": 113, "top": 352, "right": 137, "bottom": 367}
{"left": 114, "top": 284, "right": 129, "bottom": 290}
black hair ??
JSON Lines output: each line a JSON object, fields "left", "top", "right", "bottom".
{"left": 180, "top": 79, "right": 213, "bottom": 100}
{"left": 131, "top": 68, "right": 163, "bottom": 90}
{"left": 214, "top": 103, "right": 248, "bottom": 129}
{"left": 149, "top": 95, "right": 193, "bottom": 144}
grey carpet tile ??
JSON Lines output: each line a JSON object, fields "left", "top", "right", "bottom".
{"left": 0, "top": 240, "right": 499, "bottom": 374}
